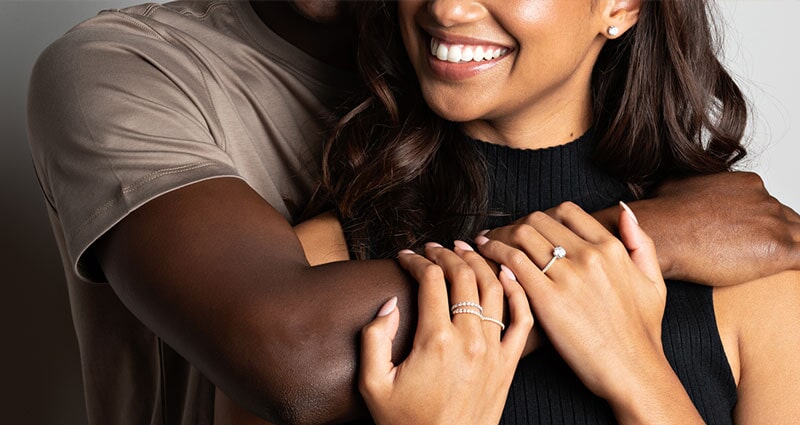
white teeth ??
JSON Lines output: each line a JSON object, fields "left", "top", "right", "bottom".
{"left": 436, "top": 43, "right": 448, "bottom": 61}
{"left": 447, "top": 45, "right": 462, "bottom": 63}
{"left": 461, "top": 46, "right": 474, "bottom": 62}
{"left": 429, "top": 38, "right": 509, "bottom": 63}
{"left": 473, "top": 46, "right": 485, "bottom": 61}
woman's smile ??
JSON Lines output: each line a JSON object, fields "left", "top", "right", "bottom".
{"left": 426, "top": 34, "right": 512, "bottom": 80}
{"left": 399, "top": 0, "right": 606, "bottom": 147}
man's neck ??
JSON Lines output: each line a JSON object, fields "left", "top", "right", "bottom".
{"left": 250, "top": 1, "right": 356, "bottom": 71}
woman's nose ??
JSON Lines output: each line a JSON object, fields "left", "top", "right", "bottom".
{"left": 427, "top": 0, "right": 487, "bottom": 27}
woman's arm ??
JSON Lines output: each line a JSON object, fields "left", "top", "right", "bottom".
{"left": 477, "top": 202, "right": 704, "bottom": 423}
{"left": 293, "top": 211, "right": 350, "bottom": 265}
{"left": 714, "top": 270, "right": 800, "bottom": 423}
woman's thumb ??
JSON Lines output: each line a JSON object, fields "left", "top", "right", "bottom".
{"left": 618, "top": 202, "right": 662, "bottom": 284}
{"left": 360, "top": 297, "right": 400, "bottom": 392}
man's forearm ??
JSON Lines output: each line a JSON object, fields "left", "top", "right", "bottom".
{"left": 589, "top": 172, "right": 800, "bottom": 286}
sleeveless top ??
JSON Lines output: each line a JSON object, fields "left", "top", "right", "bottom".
{"left": 472, "top": 130, "right": 737, "bottom": 424}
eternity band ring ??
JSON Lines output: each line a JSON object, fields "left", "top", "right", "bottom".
{"left": 481, "top": 316, "right": 506, "bottom": 331}
{"left": 451, "top": 308, "right": 484, "bottom": 319}
{"left": 450, "top": 301, "right": 483, "bottom": 315}
{"left": 541, "top": 246, "right": 567, "bottom": 274}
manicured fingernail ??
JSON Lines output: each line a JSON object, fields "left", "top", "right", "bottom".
{"left": 397, "top": 249, "right": 415, "bottom": 257}
{"left": 475, "top": 235, "right": 490, "bottom": 246}
{"left": 377, "top": 296, "right": 398, "bottom": 317}
{"left": 425, "top": 242, "right": 443, "bottom": 248}
{"left": 619, "top": 201, "right": 639, "bottom": 225}
{"left": 500, "top": 265, "right": 517, "bottom": 281}
{"left": 453, "top": 240, "right": 474, "bottom": 251}
{"left": 477, "top": 229, "right": 490, "bottom": 237}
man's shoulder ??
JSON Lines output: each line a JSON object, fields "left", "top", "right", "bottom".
{"left": 58, "top": 1, "right": 242, "bottom": 43}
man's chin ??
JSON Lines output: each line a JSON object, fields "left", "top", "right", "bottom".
{"left": 289, "top": 0, "right": 349, "bottom": 24}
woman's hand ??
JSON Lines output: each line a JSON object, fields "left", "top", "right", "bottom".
{"left": 476, "top": 202, "right": 703, "bottom": 423}
{"left": 358, "top": 243, "right": 533, "bottom": 425}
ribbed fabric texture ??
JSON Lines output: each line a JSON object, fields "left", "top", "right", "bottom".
{"left": 470, "top": 129, "right": 633, "bottom": 228}
{"left": 347, "top": 130, "right": 737, "bottom": 424}
{"left": 469, "top": 132, "right": 737, "bottom": 424}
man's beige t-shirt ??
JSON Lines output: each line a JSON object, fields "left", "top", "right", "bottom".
{"left": 27, "top": 1, "right": 355, "bottom": 423}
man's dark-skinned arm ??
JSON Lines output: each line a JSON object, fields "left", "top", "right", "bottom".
{"left": 96, "top": 177, "right": 416, "bottom": 425}
{"left": 592, "top": 172, "right": 800, "bottom": 285}
{"left": 96, "top": 173, "right": 800, "bottom": 425}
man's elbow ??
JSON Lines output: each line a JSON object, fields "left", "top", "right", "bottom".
{"left": 218, "top": 312, "right": 362, "bottom": 425}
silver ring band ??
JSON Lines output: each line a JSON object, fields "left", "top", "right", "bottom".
{"left": 541, "top": 246, "right": 567, "bottom": 274}
{"left": 481, "top": 316, "right": 506, "bottom": 331}
{"left": 450, "top": 302, "right": 483, "bottom": 315}
{"left": 451, "top": 308, "right": 484, "bottom": 319}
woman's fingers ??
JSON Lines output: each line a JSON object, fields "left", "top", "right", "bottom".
{"left": 497, "top": 270, "right": 535, "bottom": 357}
{"left": 542, "top": 201, "right": 616, "bottom": 244}
{"left": 475, "top": 237, "right": 554, "bottom": 303}
{"left": 396, "top": 250, "right": 451, "bottom": 334}
{"left": 479, "top": 223, "right": 555, "bottom": 271}
{"left": 424, "top": 243, "right": 483, "bottom": 334}
{"left": 618, "top": 202, "right": 664, "bottom": 295}
{"left": 453, "top": 240, "right": 505, "bottom": 339}
{"left": 359, "top": 297, "right": 400, "bottom": 397}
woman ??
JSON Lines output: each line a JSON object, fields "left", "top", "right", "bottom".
{"left": 317, "top": 0, "right": 798, "bottom": 423}
{"left": 219, "top": 0, "right": 800, "bottom": 423}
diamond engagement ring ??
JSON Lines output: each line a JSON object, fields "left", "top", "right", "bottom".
{"left": 541, "top": 246, "right": 566, "bottom": 274}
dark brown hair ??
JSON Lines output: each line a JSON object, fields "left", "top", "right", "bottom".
{"left": 315, "top": 0, "right": 747, "bottom": 259}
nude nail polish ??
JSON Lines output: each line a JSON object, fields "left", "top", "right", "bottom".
{"left": 453, "top": 240, "right": 474, "bottom": 251}
{"left": 500, "top": 265, "right": 518, "bottom": 281}
{"left": 619, "top": 201, "right": 639, "bottom": 225}
{"left": 377, "top": 296, "right": 398, "bottom": 317}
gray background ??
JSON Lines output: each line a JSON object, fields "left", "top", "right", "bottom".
{"left": 1, "top": 1, "right": 797, "bottom": 424}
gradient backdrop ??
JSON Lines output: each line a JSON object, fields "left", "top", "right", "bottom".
{"left": 1, "top": 1, "right": 798, "bottom": 423}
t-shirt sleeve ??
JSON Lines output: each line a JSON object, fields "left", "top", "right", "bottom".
{"left": 28, "top": 17, "right": 241, "bottom": 283}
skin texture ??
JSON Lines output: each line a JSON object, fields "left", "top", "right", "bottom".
{"left": 95, "top": 1, "right": 800, "bottom": 424}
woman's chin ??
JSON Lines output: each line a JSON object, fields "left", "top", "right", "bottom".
{"left": 427, "top": 103, "right": 481, "bottom": 123}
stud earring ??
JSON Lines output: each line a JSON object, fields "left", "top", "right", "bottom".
{"left": 607, "top": 26, "right": 620, "bottom": 37}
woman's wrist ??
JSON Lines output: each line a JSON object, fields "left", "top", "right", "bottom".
{"left": 605, "top": 350, "right": 704, "bottom": 424}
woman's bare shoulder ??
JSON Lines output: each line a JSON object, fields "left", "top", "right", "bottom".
{"left": 713, "top": 270, "right": 800, "bottom": 422}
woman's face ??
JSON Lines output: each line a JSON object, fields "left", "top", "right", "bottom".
{"left": 398, "top": 0, "right": 611, "bottom": 145}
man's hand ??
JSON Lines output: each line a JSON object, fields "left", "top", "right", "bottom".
{"left": 595, "top": 172, "right": 800, "bottom": 286}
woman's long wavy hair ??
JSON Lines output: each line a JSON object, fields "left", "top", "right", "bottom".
{"left": 314, "top": 0, "right": 748, "bottom": 259}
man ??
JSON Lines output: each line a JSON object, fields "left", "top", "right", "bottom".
{"left": 27, "top": 1, "right": 800, "bottom": 424}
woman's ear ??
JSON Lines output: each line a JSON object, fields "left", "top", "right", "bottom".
{"left": 602, "top": 0, "right": 642, "bottom": 39}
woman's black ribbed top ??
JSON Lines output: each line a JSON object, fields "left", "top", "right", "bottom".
{"left": 471, "top": 130, "right": 737, "bottom": 424}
